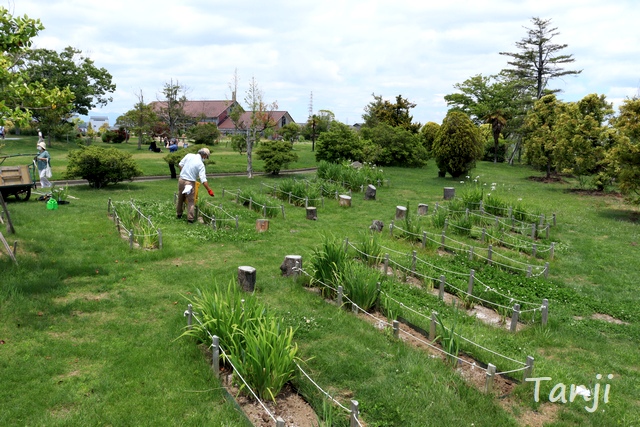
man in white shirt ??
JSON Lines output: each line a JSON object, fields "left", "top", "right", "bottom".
{"left": 176, "top": 148, "right": 214, "bottom": 223}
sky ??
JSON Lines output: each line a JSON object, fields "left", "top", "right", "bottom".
{"left": 10, "top": 0, "right": 640, "bottom": 127}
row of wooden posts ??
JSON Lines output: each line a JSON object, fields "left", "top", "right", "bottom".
{"left": 278, "top": 254, "right": 538, "bottom": 394}
{"left": 189, "top": 257, "right": 363, "bottom": 427}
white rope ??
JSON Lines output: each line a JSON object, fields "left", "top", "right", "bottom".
{"left": 295, "top": 362, "right": 352, "bottom": 413}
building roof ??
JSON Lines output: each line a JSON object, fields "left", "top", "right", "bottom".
{"left": 217, "top": 111, "right": 292, "bottom": 130}
{"left": 150, "top": 100, "right": 236, "bottom": 119}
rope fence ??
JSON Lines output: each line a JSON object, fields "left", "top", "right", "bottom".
{"left": 346, "top": 240, "right": 548, "bottom": 324}
{"left": 107, "top": 198, "right": 162, "bottom": 249}
{"left": 198, "top": 201, "right": 240, "bottom": 230}
{"left": 260, "top": 182, "right": 325, "bottom": 209}
{"left": 295, "top": 266, "right": 536, "bottom": 389}
{"left": 184, "top": 307, "right": 363, "bottom": 427}
{"left": 389, "top": 221, "right": 551, "bottom": 277}
{"left": 221, "top": 188, "right": 286, "bottom": 218}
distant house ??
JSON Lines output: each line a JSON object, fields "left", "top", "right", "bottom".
{"left": 89, "top": 115, "right": 109, "bottom": 131}
{"left": 149, "top": 100, "right": 296, "bottom": 138}
{"left": 217, "top": 110, "right": 296, "bottom": 137}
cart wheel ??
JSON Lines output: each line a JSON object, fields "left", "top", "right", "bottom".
{"left": 15, "top": 188, "right": 31, "bottom": 201}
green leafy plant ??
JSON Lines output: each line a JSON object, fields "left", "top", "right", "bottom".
{"left": 339, "top": 260, "right": 382, "bottom": 312}
{"left": 65, "top": 145, "right": 143, "bottom": 188}
{"left": 435, "top": 304, "right": 461, "bottom": 367}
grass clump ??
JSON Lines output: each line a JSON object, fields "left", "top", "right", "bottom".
{"left": 182, "top": 279, "right": 300, "bottom": 403}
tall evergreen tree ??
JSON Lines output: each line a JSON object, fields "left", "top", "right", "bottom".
{"left": 500, "top": 17, "right": 581, "bottom": 99}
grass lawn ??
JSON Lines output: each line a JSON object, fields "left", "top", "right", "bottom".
{"left": 1, "top": 136, "right": 639, "bottom": 426}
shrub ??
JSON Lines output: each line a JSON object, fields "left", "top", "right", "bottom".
{"left": 315, "top": 122, "right": 364, "bottom": 163}
{"left": 256, "top": 140, "right": 299, "bottom": 175}
{"left": 187, "top": 123, "right": 220, "bottom": 146}
{"left": 65, "top": 146, "right": 143, "bottom": 188}
{"left": 432, "top": 111, "right": 484, "bottom": 178}
{"left": 339, "top": 260, "right": 382, "bottom": 311}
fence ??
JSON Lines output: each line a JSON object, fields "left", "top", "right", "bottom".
{"left": 222, "top": 188, "right": 287, "bottom": 218}
{"left": 294, "top": 266, "right": 536, "bottom": 393}
{"left": 389, "top": 222, "right": 551, "bottom": 277}
{"left": 198, "top": 201, "right": 240, "bottom": 230}
{"left": 107, "top": 198, "right": 162, "bottom": 249}
{"left": 346, "top": 240, "right": 549, "bottom": 327}
{"left": 184, "top": 307, "right": 363, "bottom": 427}
{"left": 260, "top": 182, "right": 325, "bottom": 209}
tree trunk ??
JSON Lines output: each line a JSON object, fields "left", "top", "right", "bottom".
{"left": 246, "top": 132, "right": 254, "bottom": 179}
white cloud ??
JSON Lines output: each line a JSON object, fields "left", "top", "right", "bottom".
{"left": 11, "top": 0, "right": 640, "bottom": 125}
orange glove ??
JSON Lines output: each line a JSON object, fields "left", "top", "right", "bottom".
{"left": 208, "top": 188, "right": 214, "bottom": 197}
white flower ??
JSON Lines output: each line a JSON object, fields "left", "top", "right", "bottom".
{"left": 466, "top": 176, "right": 470, "bottom": 179}
{"left": 460, "top": 181, "right": 464, "bottom": 184}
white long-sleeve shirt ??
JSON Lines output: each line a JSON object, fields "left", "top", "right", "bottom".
{"left": 178, "top": 153, "right": 207, "bottom": 183}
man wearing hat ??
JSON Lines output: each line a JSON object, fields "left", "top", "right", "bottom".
{"left": 35, "top": 141, "right": 52, "bottom": 188}
{"left": 176, "top": 147, "right": 214, "bottom": 223}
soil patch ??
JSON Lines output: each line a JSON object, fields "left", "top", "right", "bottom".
{"left": 527, "top": 175, "right": 567, "bottom": 184}
{"left": 223, "top": 377, "right": 319, "bottom": 427}
{"left": 574, "top": 313, "right": 629, "bottom": 325}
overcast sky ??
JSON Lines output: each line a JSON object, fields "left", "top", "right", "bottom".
{"left": 11, "top": 0, "right": 640, "bottom": 126}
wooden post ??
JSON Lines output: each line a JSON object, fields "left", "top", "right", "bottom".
{"left": 532, "top": 243, "right": 537, "bottom": 257}
{"left": 158, "top": 229, "right": 163, "bottom": 249}
{"left": 364, "top": 184, "right": 376, "bottom": 200}
{"left": 262, "top": 205, "right": 266, "bottom": 217}
{"left": 350, "top": 400, "right": 360, "bottom": 427}
{"left": 422, "top": 231, "right": 426, "bottom": 249}
{"left": 443, "top": 187, "right": 455, "bottom": 200}
{"left": 280, "top": 255, "right": 302, "bottom": 276}
{"left": 339, "top": 194, "right": 352, "bottom": 207}
{"left": 467, "top": 269, "right": 475, "bottom": 295}
{"left": 418, "top": 203, "right": 428, "bottom": 215}
{"left": 392, "top": 320, "right": 399, "bottom": 338}
{"left": 256, "top": 218, "right": 269, "bottom": 232}
{"left": 429, "top": 311, "right": 437, "bottom": 341}
{"left": 344, "top": 238, "right": 349, "bottom": 253}
{"left": 544, "top": 262, "right": 550, "bottom": 278}
{"left": 485, "top": 363, "right": 496, "bottom": 393}
{"left": 510, "top": 303, "right": 520, "bottom": 332}
{"left": 238, "top": 266, "right": 256, "bottom": 292}
{"left": 395, "top": 206, "right": 407, "bottom": 220}
{"left": 524, "top": 356, "right": 535, "bottom": 381}
{"left": 531, "top": 223, "right": 537, "bottom": 239}
{"left": 185, "top": 303, "right": 193, "bottom": 329}
{"left": 235, "top": 215, "right": 239, "bottom": 230}
{"left": 553, "top": 213, "right": 556, "bottom": 226}
{"left": 481, "top": 228, "right": 486, "bottom": 243}
{"left": 541, "top": 299, "right": 549, "bottom": 326}
{"left": 539, "top": 214, "right": 545, "bottom": 227}
{"left": 439, "top": 275, "right": 445, "bottom": 300}
{"left": 550, "top": 242, "right": 555, "bottom": 260}
{"left": 468, "top": 246, "right": 474, "bottom": 261}
{"left": 276, "top": 417, "right": 285, "bottom": 427}
{"left": 389, "top": 220, "right": 394, "bottom": 237}
{"left": 487, "top": 244, "right": 493, "bottom": 265}
{"left": 337, "top": 285, "right": 344, "bottom": 306}
{"left": 527, "top": 266, "right": 532, "bottom": 278}
{"left": 306, "top": 206, "right": 317, "bottom": 220}
{"left": 444, "top": 218, "right": 449, "bottom": 231}
{"left": 465, "top": 208, "right": 469, "bottom": 220}
{"left": 129, "top": 230, "right": 134, "bottom": 249}
{"left": 383, "top": 253, "right": 389, "bottom": 276}
{"left": 107, "top": 198, "right": 112, "bottom": 214}
{"left": 212, "top": 335, "right": 220, "bottom": 377}
{"left": 440, "top": 231, "right": 446, "bottom": 249}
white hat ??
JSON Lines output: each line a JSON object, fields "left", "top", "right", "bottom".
{"left": 37, "top": 142, "right": 46, "bottom": 150}
{"left": 198, "top": 147, "right": 210, "bottom": 158}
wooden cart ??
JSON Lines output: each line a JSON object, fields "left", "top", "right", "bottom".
{"left": 0, "top": 163, "right": 37, "bottom": 201}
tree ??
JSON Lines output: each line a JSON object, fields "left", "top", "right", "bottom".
{"left": 65, "top": 146, "right": 142, "bottom": 188}
{"left": 522, "top": 94, "right": 565, "bottom": 178}
{"left": 500, "top": 17, "right": 581, "bottom": 100}
{"left": 0, "top": 8, "right": 74, "bottom": 129}
{"left": 279, "top": 123, "right": 300, "bottom": 143}
{"left": 315, "top": 122, "right": 363, "bottom": 163}
{"left": 156, "top": 80, "right": 193, "bottom": 137}
{"left": 608, "top": 98, "right": 640, "bottom": 203}
{"left": 187, "top": 123, "right": 220, "bottom": 145}
{"left": 256, "top": 140, "right": 299, "bottom": 175}
{"left": 116, "top": 91, "right": 158, "bottom": 149}
{"left": 243, "top": 76, "right": 278, "bottom": 178}
{"left": 420, "top": 122, "right": 440, "bottom": 158}
{"left": 554, "top": 94, "right": 614, "bottom": 187}
{"left": 360, "top": 123, "right": 427, "bottom": 167}
{"left": 362, "top": 94, "right": 420, "bottom": 133}
{"left": 302, "top": 110, "right": 333, "bottom": 150}
{"left": 432, "top": 111, "right": 483, "bottom": 178}
{"left": 444, "top": 74, "right": 525, "bottom": 163}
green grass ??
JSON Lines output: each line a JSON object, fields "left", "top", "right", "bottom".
{"left": 1, "top": 136, "right": 640, "bottom": 426}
